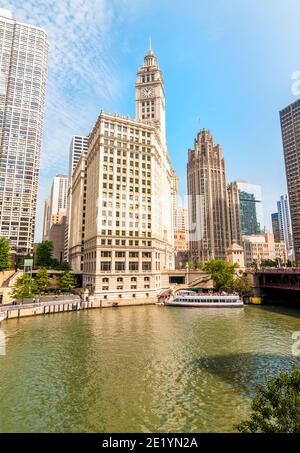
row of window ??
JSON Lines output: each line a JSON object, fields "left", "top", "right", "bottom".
{"left": 100, "top": 262, "right": 152, "bottom": 271}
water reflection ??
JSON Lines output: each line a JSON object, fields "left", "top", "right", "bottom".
{"left": 0, "top": 305, "right": 299, "bottom": 432}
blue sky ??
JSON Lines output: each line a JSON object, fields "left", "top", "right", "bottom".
{"left": 3, "top": 0, "right": 300, "bottom": 241}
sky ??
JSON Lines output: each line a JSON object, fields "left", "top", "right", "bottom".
{"left": 2, "top": 0, "right": 300, "bottom": 241}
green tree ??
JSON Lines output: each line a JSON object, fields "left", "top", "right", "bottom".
{"left": 233, "top": 275, "right": 252, "bottom": 296}
{"left": 236, "top": 366, "right": 300, "bottom": 433}
{"left": 59, "top": 271, "right": 76, "bottom": 293}
{"left": 261, "top": 259, "right": 277, "bottom": 268}
{"left": 194, "top": 261, "right": 203, "bottom": 270}
{"left": 34, "top": 267, "right": 49, "bottom": 294}
{"left": 203, "top": 259, "right": 238, "bottom": 291}
{"left": 11, "top": 273, "right": 37, "bottom": 301}
{"left": 35, "top": 241, "right": 54, "bottom": 268}
{"left": 0, "top": 236, "right": 11, "bottom": 272}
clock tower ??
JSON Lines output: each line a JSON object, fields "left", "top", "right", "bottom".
{"left": 136, "top": 45, "right": 166, "bottom": 147}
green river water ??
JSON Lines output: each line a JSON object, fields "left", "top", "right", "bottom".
{"left": 0, "top": 304, "right": 299, "bottom": 432}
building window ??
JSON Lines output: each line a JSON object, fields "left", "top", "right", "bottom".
{"left": 101, "top": 251, "right": 111, "bottom": 257}
{"left": 129, "top": 262, "right": 139, "bottom": 271}
{"left": 115, "top": 262, "right": 125, "bottom": 271}
{"left": 131, "top": 277, "right": 137, "bottom": 282}
{"left": 101, "top": 262, "right": 111, "bottom": 271}
{"left": 142, "top": 262, "right": 151, "bottom": 271}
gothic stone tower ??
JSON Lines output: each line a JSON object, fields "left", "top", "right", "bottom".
{"left": 136, "top": 46, "right": 166, "bottom": 148}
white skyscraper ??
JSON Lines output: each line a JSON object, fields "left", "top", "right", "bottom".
{"left": 42, "top": 174, "right": 68, "bottom": 241}
{"left": 63, "top": 135, "right": 89, "bottom": 262}
{"left": 68, "top": 135, "right": 89, "bottom": 179}
{"left": 69, "top": 46, "right": 174, "bottom": 304}
{"left": 277, "top": 195, "right": 294, "bottom": 260}
{"left": 0, "top": 9, "right": 48, "bottom": 253}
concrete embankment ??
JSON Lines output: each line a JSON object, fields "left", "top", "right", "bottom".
{"left": 0, "top": 297, "right": 156, "bottom": 321}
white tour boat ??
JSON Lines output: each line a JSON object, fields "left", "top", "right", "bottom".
{"left": 0, "top": 311, "right": 5, "bottom": 323}
{"left": 165, "top": 291, "right": 244, "bottom": 308}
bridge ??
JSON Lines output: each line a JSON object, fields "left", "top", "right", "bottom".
{"left": 255, "top": 268, "right": 300, "bottom": 305}
{"left": 256, "top": 268, "right": 300, "bottom": 291}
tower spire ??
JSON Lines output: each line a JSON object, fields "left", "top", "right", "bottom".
{"left": 149, "top": 36, "right": 152, "bottom": 52}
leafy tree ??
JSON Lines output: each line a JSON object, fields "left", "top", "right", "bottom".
{"left": 203, "top": 259, "right": 238, "bottom": 291}
{"left": 59, "top": 271, "right": 76, "bottom": 293}
{"left": 261, "top": 259, "right": 277, "bottom": 268}
{"left": 194, "top": 261, "right": 203, "bottom": 270}
{"left": 0, "top": 236, "right": 11, "bottom": 272}
{"left": 51, "top": 260, "right": 70, "bottom": 271}
{"left": 249, "top": 260, "right": 258, "bottom": 271}
{"left": 232, "top": 275, "right": 252, "bottom": 296}
{"left": 34, "top": 267, "right": 49, "bottom": 294}
{"left": 11, "top": 273, "right": 37, "bottom": 301}
{"left": 35, "top": 241, "right": 54, "bottom": 268}
{"left": 236, "top": 366, "right": 300, "bottom": 433}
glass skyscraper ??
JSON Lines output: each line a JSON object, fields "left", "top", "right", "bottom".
{"left": 237, "top": 181, "right": 264, "bottom": 235}
{"left": 228, "top": 180, "right": 264, "bottom": 244}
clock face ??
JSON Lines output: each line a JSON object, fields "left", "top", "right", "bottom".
{"left": 142, "top": 87, "right": 152, "bottom": 98}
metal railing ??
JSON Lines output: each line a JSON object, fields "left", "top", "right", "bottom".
{"left": 0, "top": 298, "right": 81, "bottom": 312}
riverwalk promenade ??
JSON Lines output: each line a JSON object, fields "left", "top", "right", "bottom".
{"left": 0, "top": 297, "right": 99, "bottom": 321}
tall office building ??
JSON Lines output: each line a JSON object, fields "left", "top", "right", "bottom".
{"left": 277, "top": 195, "right": 294, "bottom": 260}
{"left": 63, "top": 135, "right": 89, "bottom": 263}
{"left": 69, "top": 47, "right": 174, "bottom": 304}
{"left": 0, "top": 9, "right": 48, "bottom": 254}
{"left": 271, "top": 212, "right": 280, "bottom": 242}
{"left": 49, "top": 174, "right": 68, "bottom": 217}
{"left": 187, "top": 129, "right": 231, "bottom": 262}
{"left": 42, "top": 175, "right": 68, "bottom": 263}
{"left": 68, "top": 135, "right": 89, "bottom": 178}
{"left": 280, "top": 99, "right": 300, "bottom": 261}
{"left": 42, "top": 174, "right": 68, "bottom": 241}
{"left": 228, "top": 180, "right": 264, "bottom": 243}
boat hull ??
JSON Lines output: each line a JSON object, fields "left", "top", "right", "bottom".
{"left": 165, "top": 301, "right": 244, "bottom": 308}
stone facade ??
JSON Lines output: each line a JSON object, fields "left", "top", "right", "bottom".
{"left": 188, "top": 129, "right": 231, "bottom": 262}
{"left": 242, "top": 233, "right": 287, "bottom": 267}
{"left": 69, "top": 48, "right": 175, "bottom": 303}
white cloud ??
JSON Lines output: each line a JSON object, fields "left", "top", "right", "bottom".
{"left": 1, "top": 0, "right": 122, "bottom": 240}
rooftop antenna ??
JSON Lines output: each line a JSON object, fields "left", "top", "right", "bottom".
{"left": 149, "top": 36, "right": 152, "bottom": 52}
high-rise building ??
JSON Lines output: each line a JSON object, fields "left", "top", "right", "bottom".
{"left": 42, "top": 196, "right": 51, "bottom": 241}
{"left": 68, "top": 154, "right": 87, "bottom": 273}
{"left": 277, "top": 195, "right": 294, "bottom": 260}
{"left": 42, "top": 175, "right": 68, "bottom": 263}
{"left": 0, "top": 9, "right": 48, "bottom": 254}
{"left": 280, "top": 99, "right": 300, "bottom": 261}
{"left": 42, "top": 174, "right": 68, "bottom": 241}
{"left": 68, "top": 135, "right": 89, "bottom": 178}
{"left": 69, "top": 47, "right": 174, "bottom": 304}
{"left": 174, "top": 207, "right": 189, "bottom": 267}
{"left": 50, "top": 174, "right": 68, "bottom": 217}
{"left": 64, "top": 135, "right": 89, "bottom": 263}
{"left": 271, "top": 212, "right": 280, "bottom": 242}
{"left": 187, "top": 129, "right": 231, "bottom": 262}
{"left": 227, "top": 182, "right": 242, "bottom": 245}
{"left": 228, "top": 180, "right": 264, "bottom": 243}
